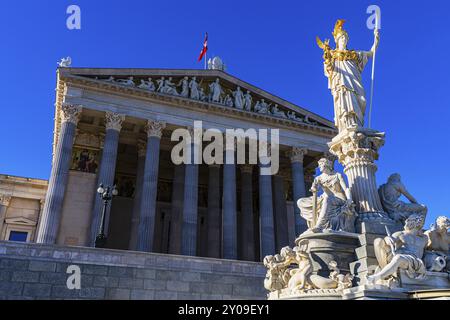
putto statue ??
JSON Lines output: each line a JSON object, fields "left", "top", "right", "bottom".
{"left": 297, "top": 158, "right": 356, "bottom": 233}
{"left": 367, "top": 214, "right": 428, "bottom": 286}
{"left": 378, "top": 173, "right": 427, "bottom": 224}
{"left": 424, "top": 216, "right": 449, "bottom": 272}
{"left": 317, "top": 19, "right": 379, "bottom": 132}
{"left": 263, "top": 240, "right": 353, "bottom": 295}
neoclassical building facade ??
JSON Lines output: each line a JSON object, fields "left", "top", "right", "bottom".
{"left": 15, "top": 67, "right": 337, "bottom": 262}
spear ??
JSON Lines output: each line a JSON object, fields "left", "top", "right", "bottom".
{"left": 368, "top": 14, "right": 380, "bottom": 129}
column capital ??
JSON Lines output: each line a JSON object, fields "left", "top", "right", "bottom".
{"left": 60, "top": 104, "right": 82, "bottom": 125}
{"left": 289, "top": 147, "right": 308, "bottom": 163}
{"left": 137, "top": 139, "right": 147, "bottom": 157}
{"left": 239, "top": 164, "right": 254, "bottom": 174}
{"left": 146, "top": 120, "right": 166, "bottom": 138}
{"left": 105, "top": 111, "right": 126, "bottom": 132}
{"left": 0, "top": 194, "right": 12, "bottom": 206}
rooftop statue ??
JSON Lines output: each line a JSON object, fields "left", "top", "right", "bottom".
{"left": 58, "top": 56, "right": 72, "bottom": 68}
{"left": 243, "top": 91, "right": 252, "bottom": 111}
{"left": 378, "top": 173, "right": 427, "bottom": 224}
{"left": 317, "top": 19, "right": 379, "bottom": 132}
{"left": 297, "top": 158, "right": 356, "bottom": 233}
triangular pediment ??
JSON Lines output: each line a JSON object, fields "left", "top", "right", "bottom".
{"left": 5, "top": 217, "right": 36, "bottom": 226}
{"left": 59, "top": 67, "right": 335, "bottom": 131}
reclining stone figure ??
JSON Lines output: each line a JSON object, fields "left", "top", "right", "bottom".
{"left": 367, "top": 214, "right": 428, "bottom": 286}
{"left": 378, "top": 173, "right": 427, "bottom": 224}
{"left": 424, "top": 216, "right": 449, "bottom": 272}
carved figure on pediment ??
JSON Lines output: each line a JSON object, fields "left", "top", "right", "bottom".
{"left": 189, "top": 77, "right": 200, "bottom": 100}
{"left": 424, "top": 216, "right": 449, "bottom": 272}
{"left": 103, "top": 76, "right": 115, "bottom": 82}
{"left": 367, "top": 214, "right": 428, "bottom": 285}
{"left": 378, "top": 173, "right": 427, "bottom": 224}
{"left": 255, "top": 99, "right": 269, "bottom": 114}
{"left": 157, "top": 77, "right": 165, "bottom": 92}
{"left": 163, "top": 77, "right": 179, "bottom": 95}
{"left": 208, "top": 78, "right": 224, "bottom": 103}
{"left": 224, "top": 94, "right": 234, "bottom": 107}
{"left": 243, "top": 90, "right": 252, "bottom": 111}
{"left": 199, "top": 87, "right": 207, "bottom": 102}
{"left": 137, "top": 78, "right": 156, "bottom": 91}
{"left": 178, "top": 76, "right": 189, "bottom": 97}
{"left": 232, "top": 86, "right": 244, "bottom": 109}
{"left": 287, "top": 111, "right": 302, "bottom": 122}
{"left": 271, "top": 104, "right": 287, "bottom": 118}
{"left": 116, "top": 77, "right": 135, "bottom": 87}
{"left": 297, "top": 158, "right": 356, "bottom": 233}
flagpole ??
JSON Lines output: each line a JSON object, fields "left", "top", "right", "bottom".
{"left": 204, "top": 52, "right": 207, "bottom": 70}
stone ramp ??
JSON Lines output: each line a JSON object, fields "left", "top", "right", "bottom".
{"left": 0, "top": 241, "right": 266, "bottom": 300}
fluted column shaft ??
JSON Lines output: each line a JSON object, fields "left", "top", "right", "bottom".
{"left": 37, "top": 104, "right": 81, "bottom": 244}
{"left": 128, "top": 141, "right": 146, "bottom": 250}
{"left": 272, "top": 174, "right": 289, "bottom": 251}
{"left": 168, "top": 164, "right": 185, "bottom": 254}
{"left": 259, "top": 162, "right": 275, "bottom": 259}
{"left": 207, "top": 164, "right": 221, "bottom": 258}
{"left": 240, "top": 165, "right": 255, "bottom": 261}
{"left": 345, "top": 162, "right": 383, "bottom": 213}
{"left": 181, "top": 138, "right": 199, "bottom": 256}
{"left": 136, "top": 120, "right": 166, "bottom": 252}
{"left": 289, "top": 147, "right": 308, "bottom": 236}
{"left": 89, "top": 112, "right": 125, "bottom": 246}
{"left": 222, "top": 147, "right": 237, "bottom": 259}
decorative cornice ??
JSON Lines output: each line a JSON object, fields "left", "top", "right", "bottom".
{"left": 105, "top": 111, "right": 126, "bottom": 132}
{"left": 289, "top": 147, "right": 308, "bottom": 163}
{"left": 60, "top": 104, "right": 82, "bottom": 125}
{"left": 0, "top": 194, "right": 12, "bottom": 206}
{"left": 146, "top": 120, "right": 166, "bottom": 138}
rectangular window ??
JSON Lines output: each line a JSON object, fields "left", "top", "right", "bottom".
{"left": 8, "top": 231, "right": 28, "bottom": 242}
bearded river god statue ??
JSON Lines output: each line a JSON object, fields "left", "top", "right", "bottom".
{"left": 317, "top": 19, "right": 379, "bottom": 133}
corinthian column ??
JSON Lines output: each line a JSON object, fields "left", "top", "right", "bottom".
{"left": 168, "top": 164, "right": 185, "bottom": 255}
{"left": 288, "top": 147, "right": 308, "bottom": 236}
{"left": 89, "top": 112, "right": 125, "bottom": 246}
{"left": 136, "top": 120, "right": 166, "bottom": 252}
{"left": 181, "top": 127, "right": 200, "bottom": 256}
{"left": 206, "top": 164, "right": 221, "bottom": 258}
{"left": 128, "top": 140, "right": 146, "bottom": 250}
{"left": 259, "top": 155, "right": 275, "bottom": 259}
{"left": 240, "top": 164, "right": 255, "bottom": 261}
{"left": 272, "top": 172, "right": 289, "bottom": 251}
{"left": 222, "top": 144, "right": 237, "bottom": 260}
{"left": 37, "top": 104, "right": 81, "bottom": 244}
{"left": 328, "top": 128, "right": 386, "bottom": 217}
{"left": 0, "top": 195, "right": 12, "bottom": 240}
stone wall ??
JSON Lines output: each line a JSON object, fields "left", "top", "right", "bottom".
{"left": 0, "top": 241, "right": 267, "bottom": 300}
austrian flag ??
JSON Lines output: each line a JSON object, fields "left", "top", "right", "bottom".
{"left": 197, "top": 33, "right": 208, "bottom": 62}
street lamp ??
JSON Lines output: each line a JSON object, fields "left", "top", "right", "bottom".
{"left": 95, "top": 183, "right": 118, "bottom": 248}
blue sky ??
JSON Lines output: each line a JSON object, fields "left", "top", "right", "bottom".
{"left": 0, "top": 0, "right": 449, "bottom": 227}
